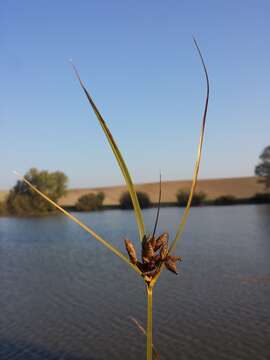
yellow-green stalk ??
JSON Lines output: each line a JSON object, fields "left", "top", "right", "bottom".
{"left": 146, "top": 284, "right": 153, "bottom": 360}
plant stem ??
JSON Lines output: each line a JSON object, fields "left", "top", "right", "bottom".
{"left": 146, "top": 285, "right": 153, "bottom": 360}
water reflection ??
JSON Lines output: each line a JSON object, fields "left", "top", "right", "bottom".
{"left": 256, "top": 204, "right": 270, "bottom": 233}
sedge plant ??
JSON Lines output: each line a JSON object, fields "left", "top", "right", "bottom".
{"left": 15, "top": 38, "right": 209, "bottom": 360}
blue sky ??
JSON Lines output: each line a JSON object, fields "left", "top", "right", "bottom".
{"left": 1, "top": 0, "right": 269, "bottom": 190}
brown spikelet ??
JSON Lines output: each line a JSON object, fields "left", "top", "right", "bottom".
{"left": 165, "top": 259, "right": 178, "bottom": 274}
{"left": 150, "top": 236, "right": 156, "bottom": 250}
{"left": 154, "top": 232, "right": 168, "bottom": 251}
{"left": 136, "top": 261, "right": 148, "bottom": 273}
{"left": 167, "top": 255, "right": 183, "bottom": 262}
{"left": 148, "top": 260, "right": 156, "bottom": 271}
{"left": 124, "top": 239, "right": 137, "bottom": 264}
{"left": 160, "top": 242, "right": 169, "bottom": 260}
{"left": 153, "top": 253, "right": 161, "bottom": 263}
{"left": 142, "top": 235, "right": 154, "bottom": 263}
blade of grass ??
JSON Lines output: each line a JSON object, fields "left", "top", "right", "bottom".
{"left": 151, "top": 38, "right": 209, "bottom": 287}
{"left": 152, "top": 173, "right": 162, "bottom": 239}
{"left": 130, "top": 316, "right": 160, "bottom": 360}
{"left": 169, "top": 37, "right": 209, "bottom": 254}
{"left": 70, "top": 62, "right": 145, "bottom": 242}
{"left": 13, "top": 171, "right": 142, "bottom": 276}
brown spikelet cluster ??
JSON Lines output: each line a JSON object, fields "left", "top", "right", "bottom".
{"left": 124, "top": 233, "right": 182, "bottom": 283}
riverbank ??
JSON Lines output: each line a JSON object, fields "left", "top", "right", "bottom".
{"left": 62, "top": 194, "right": 270, "bottom": 212}
{"left": 1, "top": 176, "right": 269, "bottom": 216}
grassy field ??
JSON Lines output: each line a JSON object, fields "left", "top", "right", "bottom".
{"left": 58, "top": 176, "right": 266, "bottom": 207}
{"left": 0, "top": 191, "right": 7, "bottom": 202}
{"left": 1, "top": 177, "right": 266, "bottom": 207}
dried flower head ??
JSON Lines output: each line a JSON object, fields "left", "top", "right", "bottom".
{"left": 124, "top": 239, "right": 137, "bottom": 264}
{"left": 124, "top": 232, "right": 182, "bottom": 283}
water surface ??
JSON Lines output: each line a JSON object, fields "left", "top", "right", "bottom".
{"left": 1, "top": 205, "right": 270, "bottom": 359}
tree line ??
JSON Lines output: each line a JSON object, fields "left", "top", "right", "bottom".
{"left": 0, "top": 146, "right": 270, "bottom": 216}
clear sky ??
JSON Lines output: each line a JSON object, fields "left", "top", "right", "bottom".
{"left": 1, "top": 0, "right": 269, "bottom": 190}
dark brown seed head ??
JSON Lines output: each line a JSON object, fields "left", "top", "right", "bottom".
{"left": 136, "top": 261, "right": 148, "bottom": 273}
{"left": 150, "top": 236, "right": 156, "bottom": 250}
{"left": 124, "top": 239, "right": 137, "bottom": 264}
{"left": 142, "top": 235, "right": 154, "bottom": 263}
{"left": 165, "top": 259, "right": 178, "bottom": 274}
{"left": 167, "top": 255, "right": 183, "bottom": 263}
{"left": 160, "top": 242, "right": 169, "bottom": 260}
{"left": 153, "top": 253, "right": 161, "bottom": 263}
{"left": 154, "top": 232, "right": 169, "bottom": 251}
{"left": 148, "top": 260, "right": 156, "bottom": 271}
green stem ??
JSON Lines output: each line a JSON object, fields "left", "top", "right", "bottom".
{"left": 146, "top": 285, "right": 153, "bottom": 360}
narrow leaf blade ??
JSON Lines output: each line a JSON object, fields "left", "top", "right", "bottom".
{"left": 169, "top": 37, "right": 209, "bottom": 254}
{"left": 13, "top": 171, "right": 141, "bottom": 275}
{"left": 71, "top": 63, "right": 145, "bottom": 242}
{"left": 151, "top": 38, "right": 209, "bottom": 287}
{"left": 130, "top": 316, "right": 160, "bottom": 360}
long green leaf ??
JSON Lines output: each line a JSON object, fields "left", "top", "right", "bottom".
{"left": 130, "top": 316, "right": 160, "bottom": 360}
{"left": 152, "top": 173, "right": 162, "bottom": 239}
{"left": 169, "top": 37, "right": 209, "bottom": 254}
{"left": 152, "top": 38, "right": 209, "bottom": 287}
{"left": 71, "top": 62, "right": 145, "bottom": 242}
{"left": 13, "top": 171, "right": 142, "bottom": 276}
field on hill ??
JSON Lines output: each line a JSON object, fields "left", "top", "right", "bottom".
{"left": 58, "top": 176, "right": 266, "bottom": 207}
{"left": 0, "top": 191, "right": 7, "bottom": 202}
{"left": 1, "top": 177, "right": 266, "bottom": 207}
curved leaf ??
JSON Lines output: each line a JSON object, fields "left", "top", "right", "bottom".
{"left": 70, "top": 63, "right": 145, "bottom": 242}
{"left": 169, "top": 37, "right": 209, "bottom": 253}
{"left": 152, "top": 38, "right": 209, "bottom": 287}
{"left": 13, "top": 171, "right": 142, "bottom": 275}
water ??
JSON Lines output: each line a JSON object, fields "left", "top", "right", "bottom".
{"left": 1, "top": 205, "right": 270, "bottom": 360}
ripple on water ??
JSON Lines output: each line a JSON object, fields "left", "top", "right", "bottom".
{"left": 1, "top": 205, "right": 270, "bottom": 359}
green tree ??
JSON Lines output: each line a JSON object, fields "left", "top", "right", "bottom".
{"left": 119, "top": 191, "right": 151, "bottom": 209}
{"left": 214, "top": 195, "right": 236, "bottom": 205}
{"left": 176, "top": 189, "right": 207, "bottom": 207}
{"left": 6, "top": 168, "right": 68, "bottom": 215}
{"left": 255, "top": 146, "right": 270, "bottom": 188}
{"left": 76, "top": 192, "right": 105, "bottom": 211}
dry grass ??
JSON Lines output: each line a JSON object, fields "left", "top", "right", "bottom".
{"left": 58, "top": 176, "right": 265, "bottom": 207}
{"left": 0, "top": 191, "right": 7, "bottom": 202}
{"left": 1, "top": 176, "right": 265, "bottom": 207}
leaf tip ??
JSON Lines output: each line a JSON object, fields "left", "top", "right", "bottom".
{"left": 13, "top": 170, "right": 21, "bottom": 178}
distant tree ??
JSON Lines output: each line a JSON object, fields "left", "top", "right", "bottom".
{"left": 176, "top": 189, "right": 207, "bottom": 207}
{"left": 119, "top": 191, "right": 151, "bottom": 209}
{"left": 6, "top": 168, "right": 68, "bottom": 215}
{"left": 214, "top": 195, "right": 236, "bottom": 206}
{"left": 252, "top": 193, "right": 270, "bottom": 204}
{"left": 76, "top": 192, "right": 105, "bottom": 211}
{"left": 255, "top": 146, "right": 270, "bottom": 188}
{"left": 0, "top": 201, "right": 7, "bottom": 216}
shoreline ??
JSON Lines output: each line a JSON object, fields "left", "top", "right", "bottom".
{"left": 1, "top": 196, "right": 270, "bottom": 218}
{"left": 58, "top": 176, "right": 268, "bottom": 208}
{"left": 1, "top": 176, "right": 269, "bottom": 217}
